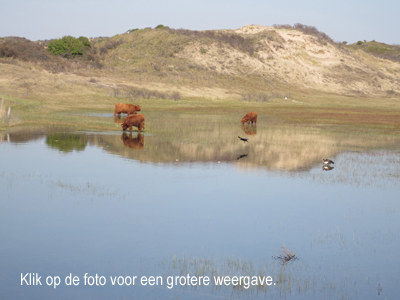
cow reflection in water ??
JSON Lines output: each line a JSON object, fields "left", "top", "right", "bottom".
{"left": 114, "top": 116, "right": 124, "bottom": 124}
{"left": 121, "top": 132, "right": 144, "bottom": 150}
{"left": 241, "top": 124, "right": 257, "bottom": 136}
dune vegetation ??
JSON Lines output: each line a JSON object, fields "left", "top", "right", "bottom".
{"left": 0, "top": 24, "right": 399, "bottom": 137}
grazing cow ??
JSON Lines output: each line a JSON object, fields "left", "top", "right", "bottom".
{"left": 241, "top": 112, "right": 258, "bottom": 124}
{"left": 121, "top": 114, "right": 145, "bottom": 133}
{"left": 121, "top": 132, "right": 144, "bottom": 150}
{"left": 114, "top": 103, "right": 141, "bottom": 116}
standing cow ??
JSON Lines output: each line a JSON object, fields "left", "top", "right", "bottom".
{"left": 241, "top": 112, "right": 258, "bottom": 124}
{"left": 114, "top": 103, "right": 141, "bottom": 116}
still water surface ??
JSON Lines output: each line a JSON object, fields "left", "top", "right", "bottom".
{"left": 1, "top": 114, "right": 400, "bottom": 299}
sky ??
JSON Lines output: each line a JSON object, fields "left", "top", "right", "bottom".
{"left": 0, "top": 0, "right": 399, "bottom": 44}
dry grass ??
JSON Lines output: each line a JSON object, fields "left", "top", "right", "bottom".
{"left": 273, "top": 242, "right": 298, "bottom": 265}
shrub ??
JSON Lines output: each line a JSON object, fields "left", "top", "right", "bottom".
{"left": 241, "top": 92, "right": 270, "bottom": 102}
{"left": 274, "top": 23, "right": 336, "bottom": 45}
{"left": 78, "top": 36, "right": 91, "bottom": 48}
{"left": 104, "top": 39, "right": 124, "bottom": 50}
{"left": 0, "top": 37, "right": 49, "bottom": 61}
{"left": 155, "top": 24, "right": 165, "bottom": 29}
{"left": 0, "top": 44, "right": 17, "bottom": 58}
{"left": 273, "top": 24, "right": 292, "bottom": 29}
{"left": 118, "top": 87, "right": 182, "bottom": 101}
{"left": 357, "top": 41, "right": 363, "bottom": 45}
{"left": 47, "top": 36, "right": 87, "bottom": 56}
{"left": 168, "top": 28, "right": 255, "bottom": 56}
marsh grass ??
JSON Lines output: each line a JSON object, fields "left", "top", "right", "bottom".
{"left": 48, "top": 180, "right": 119, "bottom": 198}
{"left": 161, "top": 254, "right": 355, "bottom": 299}
{"left": 273, "top": 242, "right": 298, "bottom": 265}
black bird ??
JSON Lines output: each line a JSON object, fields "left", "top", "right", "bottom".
{"left": 237, "top": 154, "right": 248, "bottom": 160}
{"left": 322, "top": 158, "right": 334, "bottom": 165}
{"left": 238, "top": 136, "right": 249, "bottom": 142}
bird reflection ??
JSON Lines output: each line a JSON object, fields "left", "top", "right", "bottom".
{"left": 322, "top": 165, "right": 334, "bottom": 171}
{"left": 238, "top": 136, "right": 249, "bottom": 143}
{"left": 121, "top": 132, "right": 144, "bottom": 150}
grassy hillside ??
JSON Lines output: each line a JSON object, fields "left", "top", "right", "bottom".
{"left": 347, "top": 40, "right": 400, "bottom": 63}
{"left": 0, "top": 24, "right": 400, "bottom": 132}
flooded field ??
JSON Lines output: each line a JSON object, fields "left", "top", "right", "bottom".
{"left": 1, "top": 112, "right": 400, "bottom": 300}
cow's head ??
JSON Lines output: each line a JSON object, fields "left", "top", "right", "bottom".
{"left": 241, "top": 118, "right": 248, "bottom": 124}
{"left": 135, "top": 105, "right": 141, "bottom": 111}
{"left": 121, "top": 123, "right": 128, "bottom": 130}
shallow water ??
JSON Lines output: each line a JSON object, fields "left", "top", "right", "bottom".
{"left": 1, "top": 113, "right": 400, "bottom": 300}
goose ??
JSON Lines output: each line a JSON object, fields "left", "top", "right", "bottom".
{"left": 322, "top": 159, "right": 334, "bottom": 164}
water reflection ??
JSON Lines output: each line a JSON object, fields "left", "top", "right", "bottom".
{"left": 1, "top": 129, "right": 47, "bottom": 144}
{"left": 1, "top": 110, "right": 400, "bottom": 185}
{"left": 322, "top": 165, "right": 334, "bottom": 171}
{"left": 1, "top": 119, "right": 400, "bottom": 300}
{"left": 237, "top": 153, "right": 248, "bottom": 160}
{"left": 113, "top": 115, "right": 124, "bottom": 124}
{"left": 46, "top": 133, "right": 88, "bottom": 152}
{"left": 241, "top": 124, "right": 257, "bottom": 136}
{"left": 121, "top": 132, "right": 144, "bottom": 150}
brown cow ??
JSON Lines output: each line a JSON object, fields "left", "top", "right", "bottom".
{"left": 121, "top": 114, "right": 145, "bottom": 133}
{"left": 114, "top": 103, "right": 141, "bottom": 116}
{"left": 241, "top": 112, "right": 258, "bottom": 124}
{"left": 121, "top": 132, "right": 144, "bottom": 150}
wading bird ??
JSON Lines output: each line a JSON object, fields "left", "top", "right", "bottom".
{"left": 322, "top": 159, "right": 334, "bottom": 164}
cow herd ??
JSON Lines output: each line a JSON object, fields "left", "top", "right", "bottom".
{"left": 114, "top": 103, "right": 145, "bottom": 133}
{"left": 114, "top": 103, "right": 257, "bottom": 134}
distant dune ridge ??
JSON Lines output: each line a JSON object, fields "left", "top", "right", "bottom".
{"left": 0, "top": 24, "right": 399, "bottom": 101}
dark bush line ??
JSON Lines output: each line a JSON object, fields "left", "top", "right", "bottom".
{"left": 241, "top": 92, "right": 270, "bottom": 102}
{"left": 127, "top": 87, "right": 181, "bottom": 100}
{"left": 273, "top": 23, "right": 337, "bottom": 45}
{"left": 112, "top": 87, "right": 181, "bottom": 101}
{"left": 0, "top": 36, "right": 105, "bottom": 72}
{"left": 92, "top": 38, "right": 124, "bottom": 56}
{"left": 0, "top": 37, "right": 51, "bottom": 61}
{"left": 363, "top": 44, "right": 400, "bottom": 63}
{"left": 376, "top": 52, "right": 400, "bottom": 63}
{"left": 241, "top": 92, "right": 292, "bottom": 102}
{"left": 167, "top": 28, "right": 255, "bottom": 56}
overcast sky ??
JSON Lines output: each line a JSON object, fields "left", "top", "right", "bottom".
{"left": 0, "top": 0, "right": 399, "bottom": 44}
